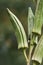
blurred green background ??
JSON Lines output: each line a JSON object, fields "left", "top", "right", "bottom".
{"left": 0, "top": 0, "right": 36, "bottom": 65}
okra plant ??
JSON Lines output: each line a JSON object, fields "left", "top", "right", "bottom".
{"left": 7, "top": 0, "right": 43, "bottom": 65}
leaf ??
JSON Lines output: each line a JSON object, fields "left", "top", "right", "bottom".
{"left": 7, "top": 8, "right": 28, "bottom": 49}
{"left": 32, "top": 0, "right": 43, "bottom": 35}
{"left": 32, "top": 35, "right": 43, "bottom": 64}
{"left": 28, "top": 7, "right": 34, "bottom": 36}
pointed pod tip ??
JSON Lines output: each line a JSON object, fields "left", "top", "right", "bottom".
{"left": 6, "top": 8, "right": 11, "bottom": 15}
{"left": 6, "top": 8, "right": 9, "bottom": 11}
{"left": 6, "top": 8, "right": 9, "bottom": 12}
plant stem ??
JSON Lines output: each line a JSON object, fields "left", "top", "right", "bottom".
{"left": 23, "top": 49, "right": 29, "bottom": 62}
{"left": 23, "top": 50, "right": 29, "bottom": 65}
{"left": 35, "top": 0, "right": 40, "bottom": 15}
{"left": 28, "top": 46, "right": 34, "bottom": 65}
{"left": 28, "top": 33, "right": 34, "bottom": 65}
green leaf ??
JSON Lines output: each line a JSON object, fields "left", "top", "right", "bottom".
{"left": 32, "top": 35, "right": 43, "bottom": 64}
{"left": 32, "top": 0, "right": 43, "bottom": 35}
{"left": 7, "top": 8, "right": 28, "bottom": 49}
{"left": 28, "top": 7, "right": 34, "bottom": 36}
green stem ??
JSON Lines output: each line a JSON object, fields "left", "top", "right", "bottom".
{"left": 28, "top": 45, "right": 34, "bottom": 65}
{"left": 23, "top": 49, "right": 29, "bottom": 62}
{"left": 35, "top": 0, "right": 40, "bottom": 15}
{"left": 27, "top": 33, "right": 33, "bottom": 65}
